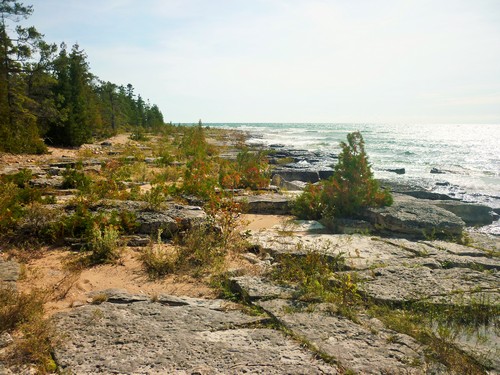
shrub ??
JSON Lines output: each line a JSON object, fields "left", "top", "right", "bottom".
{"left": 0, "top": 286, "right": 45, "bottom": 333}
{"left": 270, "top": 244, "right": 362, "bottom": 319}
{"left": 181, "top": 158, "right": 219, "bottom": 201}
{"left": 0, "top": 182, "right": 23, "bottom": 233}
{"left": 140, "top": 232, "right": 176, "bottom": 278}
{"left": 86, "top": 224, "right": 121, "bottom": 264}
{"left": 293, "top": 132, "right": 392, "bottom": 219}
{"left": 291, "top": 183, "right": 323, "bottom": 220}
{"left": 0, "top": 286, "right": 57, "bottom": 373}
{"left": 62, "top": 167, "right": 92, "bottom": 191}
{"left": 235, "top": 149, "right": 269, "bottom": 189}
{"left": 179, "top": 125, "right": 216, "bottom": 159}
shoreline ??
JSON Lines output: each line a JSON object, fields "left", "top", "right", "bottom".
{"left": 1, "top": 127, "right": 499, "bottom": 374}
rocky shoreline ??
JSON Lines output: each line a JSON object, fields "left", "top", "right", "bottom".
{"left": 1, "top": 130, "right": 499, "bottom": 374}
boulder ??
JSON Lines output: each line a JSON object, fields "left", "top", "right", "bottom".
{"left": 430, "top": 167, "right": 445, "bottom": 174}
{"left": 432, "top": 200, "right": 494, "bottom": 226}
{"left": 271, "top": 174, "right": 307, "bottom": 191}
{"left": 362, "top": 194, "right": 465, "bottom": 238}
{"left": 271, "top": 168, "right": 320, "bottom": 183}
{"left": 230, "top": 276, "right": 296, "bottom": 301}
{"left": 30, "top": 176, "right": 64, "bottom": 188}
{"left": 358, "top": 266, "right": 500, "bottom": 307}
{"left": 403, "top": 190, "right": 458, "bottom": 201}
{"left": 385, "top": 168, "right": 406, "bottom": 175}
{"left": 238, "top": 194, "right": 292, "bottom": 215}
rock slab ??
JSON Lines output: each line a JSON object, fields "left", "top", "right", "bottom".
{"left": 53, "top": 293, "right": 338, "bottom": 374}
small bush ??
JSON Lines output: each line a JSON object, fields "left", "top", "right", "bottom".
{"left": 0, "top": 286, "right": 45, "bottom": 333}
{"left": 86, "top": 224, "right": 121, "bottom": 264}
{"left": 62, "top": 167, "right": 92, "bottom": 191}
{"left": 130, "top": 127, "right": 149, "bottom": 141}
{"left": 143, "top": 184, "right": 167, "bottom": 211}
{"left": 141, "top": 245, "right": 176, "bottom": 278}
{"left": 0, "top": 286, "right": 59, "bottom": 372}
{"left": 271, "top": 245, "right": 361, "bottom": 312}
{"left": 292, "top": 183, "right": 324, "bottom": 220}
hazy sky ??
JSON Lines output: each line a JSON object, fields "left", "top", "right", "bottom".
{"left": 27, "top": 0, "right": 500, "bottom": 123}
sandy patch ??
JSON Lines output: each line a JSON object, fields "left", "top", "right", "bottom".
{"left": 17, "top": 246, "right": 216, "bottom": 317}
{"left": 240, "top": 214, "right": 293, "bottom": 232}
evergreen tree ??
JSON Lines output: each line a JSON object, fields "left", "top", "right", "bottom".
{"left": 0, "top": 0, "right": 46, "bottom": 153}
{"left": 46, "top": 43, "right": 100, "bottom": 146}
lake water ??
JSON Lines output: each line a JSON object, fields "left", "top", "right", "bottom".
{"left": 209, "top": 123, "right": 500, "bottom": 234}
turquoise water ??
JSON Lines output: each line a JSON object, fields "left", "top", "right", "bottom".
{"left": 209, "top": 123, "right": 500, "bottom": 232}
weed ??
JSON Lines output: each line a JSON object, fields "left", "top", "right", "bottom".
{"left": 130, "top": 127, "right": 149, "bottom": 141}
{"left": 12, "top": 318, "right": 59, "bottom": 373}
{"left": 62, "top": 167, "right": 92, "bottom": 192}
{"left": 86, "top": 224, "right": 121, "bottom": 265}
{"left": 142, "top": 184, "right": 167, "bottom": 211}
{"left": 0, "top": 286, "right": 45, "bottom": 333}
{"left": 271, "top": 246, "right": 362, "bottom": 313}
{"left": 174, "top": 224, "right": 227, "bottom": 277}
{"left": 0, "top": 286, "right": 57, "bottom": 373}
{"left": 141, "top": 231, "right": 176, "bottom": 278}
{"left": 370, "top": 305, "right": 490, "bottom": 374}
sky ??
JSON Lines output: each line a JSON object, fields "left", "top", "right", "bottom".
{"left": 25, "top": 0, "right": 500, "bottom": 123}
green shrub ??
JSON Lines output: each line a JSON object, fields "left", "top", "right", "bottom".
{"left": 0, "top": 182, "right": 24, "bottom": 233}
{"left": 174, "top": 225, "right": 227, "bottom": 276}
{"left": 179, "top": 125, "right": 216, "bottom": 159}
{"left": 130, "top": 127, "right": 149, "bottom": 141}
{"left": 86, "top": 224, "right": 121, "bottom": 264}
{"left": 291, "top": 183, "right": 324, "bottom": 220}
{"left": 140, "top": 233, "right": 176, "bottom": 278}
{"left": 62, "top": 167, "right": 92, "bottom": 191}
{"left": 293, "top": 132, "right": 392, "bottom": 220}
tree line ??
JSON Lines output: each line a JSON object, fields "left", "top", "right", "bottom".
{"left": 0, "top": 0, "right": 165, "bottom": 153}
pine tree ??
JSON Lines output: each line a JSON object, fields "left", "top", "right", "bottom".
{"left": 0, "top": 0, "right": 46, "bottom": 153}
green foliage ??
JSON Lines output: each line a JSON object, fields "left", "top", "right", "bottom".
{"left": 182, "top": 158, "right": 219, "bottom": 200}
{"left": 0, "top": 285, "right": 58, "bottom": 373}
{"left": 0, "top": 1, "right": 165, "bottom": 152}
{"left": 271, "top": 247, "right": 361, "bottom": 310}
{"left": 140, "top": 230, "right": 175, "bottom": 278}
{"left": 0, "top": 1, "right": 48, "bottom": 154}
{"left": 130, "top": 126, "right": 149, "bottom": 141}
{"left": 219, "top": 149, "right": 269, "bottom": 190}
{"left": 62, "top": 167, "right": 92, "bottom": 191}
{"left": 0, "top": 171, "right": 50, "bottom": 236}
{"left": 142, "top": 184, "right": 167, "bottom": 211}
{"left": 86, "top": 224, "right": 121, "bottom": 264}
{"left": 174, "top": 224, "right": 227, "bottom": 276}
{"left": 293, "top": 132, "right": 392, "bottom": 220}
{"left": 291, "top": 183, "right": 323, "bottom": 220}
{"left": 371, "top": 305, "right": 489, "bottom": 373}
{"left": 0, "top": 285, "right": 45, "bottom": 333}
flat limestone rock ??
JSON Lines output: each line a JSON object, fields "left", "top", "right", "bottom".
{"left": 53, "top": 293, "right": 338, "bottom": 374}
{"left": 230, "top": 276, "right": 296, "bottom": 301}
{"left": 250, "top": 230, "right": 500, "bottom": 272}
{"left": 259, "top": 299, "right": 427, "bottom": 375}
{"left": 359, "top": 266, "right": 500, "bottom": 306}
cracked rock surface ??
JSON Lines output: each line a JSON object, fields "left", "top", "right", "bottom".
{"left": 53, "top": 290, "right": 338, "bottom": 374}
